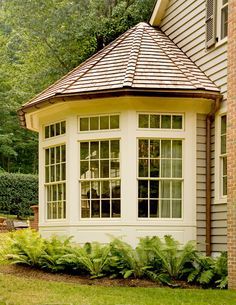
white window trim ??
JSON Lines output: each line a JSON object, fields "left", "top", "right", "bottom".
{"left": 136, "top": 137, "right": 184, "bottom": 220}
{"left": 214, "top": 111, "right": 227, "bottom": 204}
{"left": 216, "top": 0, "right": 228, "bottom": 45}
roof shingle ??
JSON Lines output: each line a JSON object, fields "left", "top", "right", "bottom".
{"left": 21, "top": 22, "right": 219, "bottom": 110}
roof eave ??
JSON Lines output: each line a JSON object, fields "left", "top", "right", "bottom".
{"left": 18, "top": 88, "right": 222, "bottom": 129}
{"left": 149, "top": 0, "right": 170, "bottom": 26}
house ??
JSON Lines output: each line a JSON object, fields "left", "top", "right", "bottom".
{"left": 18, "top": 0, "right": 236, "bottom": 287}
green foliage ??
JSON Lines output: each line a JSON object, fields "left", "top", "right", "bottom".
{"left": 2, "top": 230, "right": 228, "bottom": 288}
{"left": 0, "top": 173, "right": 38, "bottom": 217}
{"left": 0, "top": 0, "right": 155, "bottom": 174}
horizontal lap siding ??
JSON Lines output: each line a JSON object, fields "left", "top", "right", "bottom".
{"left": 160, "top": 0, "right": 227, "bottom": 253}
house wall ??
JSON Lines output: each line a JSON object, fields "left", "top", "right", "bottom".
{"left": 159, "top": 0, "right": 227, "bottom": 253}
{"left": 30, "top": 96, "right": 212, "bottom": 246}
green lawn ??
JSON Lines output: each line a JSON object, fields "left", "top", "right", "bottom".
{"left": 0, "top": 273, "right": 235, "bottom": 305}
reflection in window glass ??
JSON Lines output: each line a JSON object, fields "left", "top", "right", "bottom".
{"left": 80, "top": 140, "right": 120, "bottom": 218}
{"left": 138, "top": 139, "right": 182, "bottom": 218}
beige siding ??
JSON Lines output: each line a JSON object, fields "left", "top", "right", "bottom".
{"left": 161, "top": 0, "right": 227, "bottom": 253}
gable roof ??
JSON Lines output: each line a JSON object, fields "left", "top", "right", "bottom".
{"left": 19, "top": 22, "right": 220, "bottom": 126}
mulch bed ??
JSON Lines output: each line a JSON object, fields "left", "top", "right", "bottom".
{"left": 0, "top": 264, "right": 160, "bottom": 287}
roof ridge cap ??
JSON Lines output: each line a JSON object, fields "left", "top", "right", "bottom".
{"left": 122, "top": 24, "right": 145, "bottom": 87}
{"left": 145, "top": 27, "right": 206, "bottom": 89}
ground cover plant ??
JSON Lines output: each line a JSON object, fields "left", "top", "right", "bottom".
{"left": 0, "top": 229, "right": 228, "bottom": 289}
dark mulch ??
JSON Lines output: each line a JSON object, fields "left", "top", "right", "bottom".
{"left": 0, "top": 265, "right": 160, "bottom": 287}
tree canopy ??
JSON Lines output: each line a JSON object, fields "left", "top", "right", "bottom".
{"left": 0, "top": 0, "right": 155, "bottom": 173}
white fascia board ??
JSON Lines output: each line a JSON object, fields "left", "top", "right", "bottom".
{"left": 149, "top": 0, "right": 170, "bottom": 26}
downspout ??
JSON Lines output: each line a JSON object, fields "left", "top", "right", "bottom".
{"left": 206, "top": 97, "right": 221, "bottom": 256}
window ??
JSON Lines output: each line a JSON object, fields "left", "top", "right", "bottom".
{"left": 220, "top": 115, "right": 227, "bottom": 196}
{"left": 206, "top": 0, "right": 228, "bottom": 48}
{"left": 138, "top": 114, "right": 183, "bottom": 130}
{"left": 45, "top": 144, "right": 66, "bottom": 219}
{"left": 79, "top": 115, "right": 119, "bottom": 132}
{"left": 138, "top": 139, "right": 183, "bottom": 218}
{"left": 45, "top": 121, "right": 66, "bottom": 139}
{"left": 79, "top": 140, "right": 121, "bottom": 218}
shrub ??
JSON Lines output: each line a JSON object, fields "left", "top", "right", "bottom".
{"left": 0, "top": 173, "right": 38, "bottom": 217}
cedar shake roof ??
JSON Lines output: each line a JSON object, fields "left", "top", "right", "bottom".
{"left": 19, "top": 22, "right": 220, "bottom": 125}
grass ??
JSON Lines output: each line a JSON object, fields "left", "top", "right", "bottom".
{"left": 0, "top": 233, "right": 235, "bottom": 305}
{"left": 0, "top": 273, "right": 235, "bottom": 305}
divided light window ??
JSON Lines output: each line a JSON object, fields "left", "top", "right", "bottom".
{"left": 45, "top": 144, "right": 66, "bottom": 219}
{"left": 79, "top": 140, "right": 120, "bottom": 218}
{"left": 220, "top": 115, "right": 227, "bottom": 196}
{"left": 79, "top": 115, "right": 119, "bottom": 132}
{"left": 138, "top": 114, "right": 183, "bottom": 130}
{"left": 45, "top": 121, "right": 66, "bottom": 139}
{"left": 138, "top": 139, "right": 183, "bottom": 218}
{"left": 221, "top": 0, "right": 228, "bottom": 39}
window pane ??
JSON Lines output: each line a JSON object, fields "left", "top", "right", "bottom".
{"left": 223, "top": 157, "right": 227, "bottom": 176}
{"left": 100, "top": 160, "right": 109, "bottom": 178}
{"left": 90, "top": 142, "right": 99, "bottom": 159}
{"left": 51, "top": 165, "right": 55, "bottom": 182}
{"left": 139, "top": 159, "right": 149, "bottom": 177}
{"left": 45, "top": 149, "right": 49, "bottom": 165}
{"left": 161, "top": 140, "right": 171, "bottom": 158}
{"left": 172, "top": 200, "right": 181, "bottom": 218}
{"left": 61, "top": 121, "right": 66, "bottom": 134}
{"left": 56, "top": 164, "right": 60, "bottom": 181}
{"left": 91, "top": 200, "right": 100, "bottom": 217}
{"left": 80, "top": 142, "right": 89, "bottom": 160}
{"left": 112, "top": 200, "right": 120, "bottom": 217}
{"left": 161, "top": 115, "right": 171, "bottom": 129}
{"left": 150, "top": 115, "right": 160, "bottom": 128}
{"left": 102, "top": 200, "right": 110, "bottom": 217}
{"left": 138, "top": 180, "right": 148, "bottom": 198}
{"left": 90, "top": 161, "right": 99, "bottom": 178}
{"left": 50, "top": 147, "right": 55, "bottom": 164}
{"left": 61, "top": 145, "right": 66, "bottom": 162}
{"left": 81, "top": 181, "right": 90, "bottom": 198}
{"left": 221, "top": 6, "right": 228, "bottom": 39}
{"left": 111, "top": 140, "right": 119, "bottom": 158}
{"left": 150, "top": 140, "right": 160, "bottom": 158}
{"left": 221, "top": 135, "right": 226, "bottom": 154}
{"left": 110, "top": 115, "right": 119, "bottom": 129}
{"left": 56, "top": 146, "right": 60, "bottom": 163}
{"left": 161, "top": 200, "right": 170, "bottom": 218}
{"left": 139, "top": 114, "right": 149, "bottom": 128}
{"left": 161, "top": 180, "right": 171, "bottom": 198}
{"left": 172, "top": 181, "right": 182, "bottom": 199}
{"left": 55, "top": 123, "right": 60, "bottom": 136}
{"left": 90, "top": 117, "right": 99, "bottom": 130}
{"left": 223, "top": 176, "right": 227, "bottom": 196}
{"left": 172, "top": 115, "right": 182, "bottom": 129}
{"left": 172, "top": 160, "right": 182, "bottom": 178}
{"left": 91, "top": 181, "right": 100, "bottom": 197}
{"left": 172, "top": 140, "right": 182, "bottom": 158}
{"left": 101, "top": 180, "right": 110, "bottom": 198}
{"left": 110, "top": 159, "right": 119, "bottom": 177}
{"left": 221, "top": 115, "right": 227, "bottom": 134}
{"left": 150, "top": 180, "right": 159, "bottom": 198}
{"left": 45, "top": 166, "right": 49, "bottom": 183}
{"left": 80, "top": 118, "right": 89, "bottom": 131}
{"left": 111, "top": 180, "right": 120, "bottom": 198}
{"left": 80, "top": 161, "right": 89, "bottom": 179}
{"left": 45, "top": 126, "right": 49, "bottom": 138}
{"left": 100, "top": 141, "right": 109, "bottom": 159}
{"left": 161, "top": 160, "right": 171, "bottom": 177}
{"left": 150, "top": 159, "right": 160, "bottom": 177}
{"left": 50, "top": 125, "right": 55, "bottom": 137}
{"left": 138, "top": 200, "right": 148, "bottom": 217}
{"left": 61, "top": 163, "right": 66, "bottom": 180}
{"left": 150, "top": 200, "right": 159, "bottom": 217}
{"left": 139, "top": 139, "right": 149, "bottom": 157}
{"left": 100, "top": 116, "right": 109, "bottom": 129}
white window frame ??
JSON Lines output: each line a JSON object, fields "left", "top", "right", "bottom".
{"left": 220, "top": 115, "right": 227, "bottom": 198}
{"left": 44, "top": 143, "right": 66, "bottom": 220}
{"left": 215, "top": 112, "right": 227, "bottom": 204}
{"left": 137, "top": 138, "right": 183, "bottom": 219}
{"left": 78, "top": 114, "right": 120, "bottom": 133}
{"left": 216, "top": 0, "right": 228, "bottom": 44}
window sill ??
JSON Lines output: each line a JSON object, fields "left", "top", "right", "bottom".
{"left": 214, "top": 198, "right": 227, "bottom": 205}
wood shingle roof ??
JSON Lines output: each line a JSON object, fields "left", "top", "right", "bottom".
{"left": 19, "top": 22, "right": 220, "bottom": 121}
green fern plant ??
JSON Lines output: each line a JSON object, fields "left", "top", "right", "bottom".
{"left": 39, "top": 235, "right": 73, "bottom": 272}
{"left": 4, "top": 229, "right": 46, "bottom": 267}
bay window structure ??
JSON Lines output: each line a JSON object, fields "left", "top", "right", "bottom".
{"left": 79, "top": 139, "right": 120, "bottom": 218}
{"left": 138, "top": 139, "right": 182, "bottom": 218}
{"left": 220, "top": 115, "right": 227, "bottom": 197}
{"left": 45, "top": 144, "right": 66, "bottom": 219}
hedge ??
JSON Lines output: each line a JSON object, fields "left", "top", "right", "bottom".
{"left": 0, "top": 173, "right": 38, "bottom": 217}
